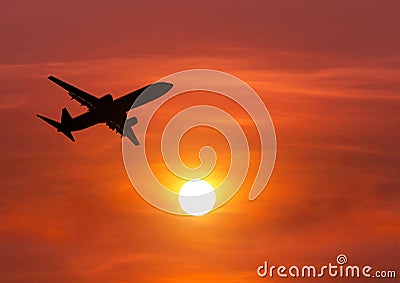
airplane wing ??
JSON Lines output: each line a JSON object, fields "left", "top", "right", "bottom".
{"left": 113, "top": 82, "right": 173, "bottom": 112}
{"left": 106, "top": 115, "right": 139, "bottom": 145}
{"left": 110, "top": 82, "right": 172, "bottom": 145}
{"left": 112, "top": 85, "right": 151, "bottom": 112}
{"left": 48, "top": 75, "right": 99, "bottom": 110}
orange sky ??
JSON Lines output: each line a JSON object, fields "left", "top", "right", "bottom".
{"left": 0, "top": 1, "right": 399, "bottom": 282}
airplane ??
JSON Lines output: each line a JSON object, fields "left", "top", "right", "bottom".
{"left": 37, "top": 75, "right": 173, "bottom": 145}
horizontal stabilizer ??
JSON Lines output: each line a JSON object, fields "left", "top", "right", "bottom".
{"left": 36, "top": 113, "right": 75, "bottom": 142}
{"left": 36, "top": 114, "right": 60, "bottom": 129}
{"left": 62, "top": 130, "right": 75, "bottom": 142}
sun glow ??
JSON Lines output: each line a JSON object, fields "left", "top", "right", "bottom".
{"left": 178, "top": 180, "right": 216, "bottom": 216}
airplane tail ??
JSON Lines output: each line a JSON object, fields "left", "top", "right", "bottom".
{"left": 36, "top": 108, "right": 75, "bottom": 142}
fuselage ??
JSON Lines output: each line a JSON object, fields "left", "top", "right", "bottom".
{"left": 68, "top": 110, "right": 104, "bottom": 131}
{"left": 67, "top": 95, "right": 123, "bottom": 132}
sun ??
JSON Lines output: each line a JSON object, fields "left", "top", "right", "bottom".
{"left": 178, "top": 179, "right": 216, "bottom": 216}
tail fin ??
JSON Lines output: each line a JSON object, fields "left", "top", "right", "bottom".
{"left": 61, "top": 107, "right": 72, "bottom": 125}
{"left": 36, "top": 108, "right": 75, "bottom": 142}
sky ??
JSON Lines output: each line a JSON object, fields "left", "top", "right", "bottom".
{"left": 0, "top": 0, "right": 399, "bottom": 282}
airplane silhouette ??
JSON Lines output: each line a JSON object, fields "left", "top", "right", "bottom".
{"left": 37, "top": 76, "right": 172, "bottom": 145}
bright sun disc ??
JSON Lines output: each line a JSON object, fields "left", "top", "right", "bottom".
{"left": 178, "top": 180, "right": 216, "bottom": 216}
